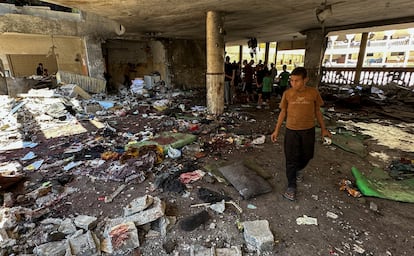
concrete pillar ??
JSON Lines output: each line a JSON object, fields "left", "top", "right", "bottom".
{"left": 206, "top": 11, "right": 225, "bottom": 115}
{"left": 304, "top": 29, "right": 327, "bottom": 87}
{"left": 274, "top": 42, "right": 278, "bottom": 65}
{"left": 264, "top": 42, "right": 270, "bottom": 67}
{"left": 354, "top": 32, "right": 368, "bottom": 85}
{"left": 239, "top": 45, "right": 243, "bottom": 63}
{"left": 84, "top": 36, "right": 105, "bottom": 80}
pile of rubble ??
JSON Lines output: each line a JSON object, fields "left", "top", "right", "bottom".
{"left": 0, "top": 78, "right": 276, "bottom": 255}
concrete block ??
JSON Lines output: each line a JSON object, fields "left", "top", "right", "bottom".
{"left": 190, "top": 245, "right": 242, "bottom": 256}
{"left": 59, "top": 84, "right": 92, "bottom": 99}
{"left": 84, "top": 103, "right": 102, "bottom": 114}
{"left": 123, "top": 194, "right": 154, "bottom": 217}
{"left": 104, "top": 222, "right": 140, "bottom": 254}
{"left": 242, "top": 220, "right": 274, "bottom": 252}
{"left": 58, "top": 218, "right": 77, "bottom": 235}
{"left": 216, "top": 246, "right": 243, "bottom": 256}
{"left": 74, "top": 215, "right": 97, "bottom": 230}
{"left": 0, "top": 228, "right": 16, "bottom": 248}
{"left": 110, "top": 197, "right": 165, "bottom": 227}
{"left": 2, "top": 192, "right": 13, "bottom": 207}
{"left": 33, "top": 240, "right": 69, "bottom": 256}
{"left": 68, "top": 230, "right": 100, "bottom": 256}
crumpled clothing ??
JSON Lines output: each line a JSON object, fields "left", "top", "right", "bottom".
{"left": 179, "top": 169, "right": 205, "bottom": 184}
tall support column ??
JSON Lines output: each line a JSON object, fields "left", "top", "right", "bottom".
{"left": 274, "top": 42, "right": 278, "bottom": 65}
{"left": 354, "top": 32, "right": 369, "bottom": 85}
{"left": 239, "top": 45, "right": 243, "bottom": 62}
{"left": 264, "top": 42, "right": 270, "bottom": 67}
{"left": 206, "top": 11, "right": 225, "bottom": 115}
{"left": 303, "top": 29, "right": 327, "bottom": 88}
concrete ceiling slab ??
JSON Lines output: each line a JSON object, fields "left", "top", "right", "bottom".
{"left": 45, "top": 0, "right": 414, "bottom": 43}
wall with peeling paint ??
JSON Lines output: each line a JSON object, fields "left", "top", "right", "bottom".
{"left": 166, "top": 39, "right": 206, "bottom": 89}
{"left": 0, "top": 34, "right": 87, "bottom": 77}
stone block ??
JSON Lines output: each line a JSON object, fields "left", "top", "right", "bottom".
{"left": 216, "top": 246, "right": 243, "bottom": 256}
{"left": 123, "top": 195, "right": 154, "bottom": 217}
{"left": 58, "top": 218, "right": 77, "bottom": 235}
{"left": 190, "top": 245, "right": 242, "bottom": 256}
{"left": 3, "top": 192, "right": 13, "bottom": 207}
{"left": 110, "top": 197, "right": 165, "bottom": 227}
{"left": 68, "top": 230, "right": 100, "bottom": 256}
{"left": 103, "top": 222, "right": 140, "bottom": 254}
{"left": 33, "top": 240, "right": 69, "bottom": 256}
{"left": 74, "top": 215, "right": 97, "bottom": 230}
{"left": 0, "top": 228, "right": 16, "bottom": 248}
{"left": 242, "top": 220, "right": 274, "bottom": 252}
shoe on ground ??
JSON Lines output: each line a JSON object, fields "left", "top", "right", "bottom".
{"left": 256, "top": 105, "right": 262, "bottom": 109}
{"left": 283, "top": 187, "right": 296, "bottom": 201}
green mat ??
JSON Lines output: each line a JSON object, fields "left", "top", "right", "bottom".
{"left": 125, "top": 132, "right": 197, "bottom": 153}
{"left": 352, "top": 166, "right": 414, "bottom": 203}
{"left": 332, "top": 133, "right": 367, "bottom": 158}
{"left": 316, "top": 127, "right": 368, "bottom": 157}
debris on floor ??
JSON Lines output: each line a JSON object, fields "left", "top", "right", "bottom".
{"left": 0, "top": 75, "right": 413, "bottom": 255}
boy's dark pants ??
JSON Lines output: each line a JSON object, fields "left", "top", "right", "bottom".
{"left": 284, "top": 127, "right": 315, "bottom": 189}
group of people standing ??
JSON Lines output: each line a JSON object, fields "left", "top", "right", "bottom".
{"left": 224, "top": 57, "right": 291, "bottom": 108}
{"left": 36, "top": 63, "right": 49, "bottom": 77}
{"left": 224, "top": 57, "right": 332, "bottom": 202}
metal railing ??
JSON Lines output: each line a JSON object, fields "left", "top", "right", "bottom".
{"left": 321, "top": 67, "right": 414, "bottom": 87}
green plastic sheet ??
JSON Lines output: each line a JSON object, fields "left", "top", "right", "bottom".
{"left": 352, "top": 166, "right": 414, "bottom": 203}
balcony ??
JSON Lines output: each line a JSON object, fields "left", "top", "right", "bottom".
{"left": 321, "top": 67, "right": 414, "bottom": 87}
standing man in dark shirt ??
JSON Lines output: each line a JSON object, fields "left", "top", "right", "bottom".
{"left": 224, "top": 56, "right": 235, "bottom": 105}
{"left": 36, "top": 63, "right": 44, "bottom": 76}
{"left": 243, "top": 59, "right": 254, "bottom": 103}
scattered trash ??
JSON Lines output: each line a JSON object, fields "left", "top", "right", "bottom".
{"left": 179, "top": 170, "right": 205, "bottom": 184}
{"left": 326, "top": 211, "right": 339, "bottom": 219}
{"left": 386, "top": 158, "right": 414, "bottom": 180}
{"left": 23, "top": 159, "right": 44, "bottom": 171}
{"left": 323, "top": 136, "right": 332, "bottom": 145}
{"left": 296, "top": 215, "right": 318, "bottom": 225}
{"left": 369, "top": 202, "right": 378, "bottom": 212}
{"left": 209, "top": 200, "right": 226, "bottom": 213}
{"left": 180, "top": 210, "right": 210, "bottom": 231}
{"left": 198, "top": 187, "right": 232, "bottom": 203}
{"left": 251, "top": 135, "right": 266, "bottom": 145}
{"left": 167, "top": 146, "right": 181, "bottom": 159}
{"left": 353, "top": 244, "right": 365, "bottom": 254}
{"left": 339, "top": 179, "right": 362, "bottom": 198}
{"left": 20, "top": 151, "right": 37, "bottom": 161}
{"left": 247, "top": 204, "right": 257, "bottom": 209}
{"left": 105, "top": 184, "right": 127, "bottom": 203}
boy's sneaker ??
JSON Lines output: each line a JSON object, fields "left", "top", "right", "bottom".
{"left": 256, "top": 105, "right": 262, "bottom": 109}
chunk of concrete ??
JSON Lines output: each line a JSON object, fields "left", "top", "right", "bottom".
{"left": 103, "top": 222, "right": 140, "bottom": 254}
{"left": 33, "top": 240, "right": 69, "bottom": 256}
{"left": 68, "top": 230, "right": 100, "bottom": 256}
{"left": 0, "top": 228, "right": 16, "bottom": 248}
{"left": 74, "top": 215, "right": 97, "bottom": 230}
{"left": 242, "top": 220, "right": 274, "bottom": 252}
{"left": 123, "top": 194, "right": 154, "bottom": 217}
{"left": 216, "top": 246, "right": 243, "bottom": 256}
{"left": 58, "top": 218, "right": 77, "bottom": 235}
{"left": 110, "top": 197, "right": 165, "bottom": 226}
{"left": 190, "top": 245, "right": 242, "bottom": 256}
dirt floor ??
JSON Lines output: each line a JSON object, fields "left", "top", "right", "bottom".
{"left": 1, "top": 90, "right": 414, "bottom": 256}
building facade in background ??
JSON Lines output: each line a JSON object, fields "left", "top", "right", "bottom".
{"left": 225, "top": 27, "right": 414, "bottom": 71}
